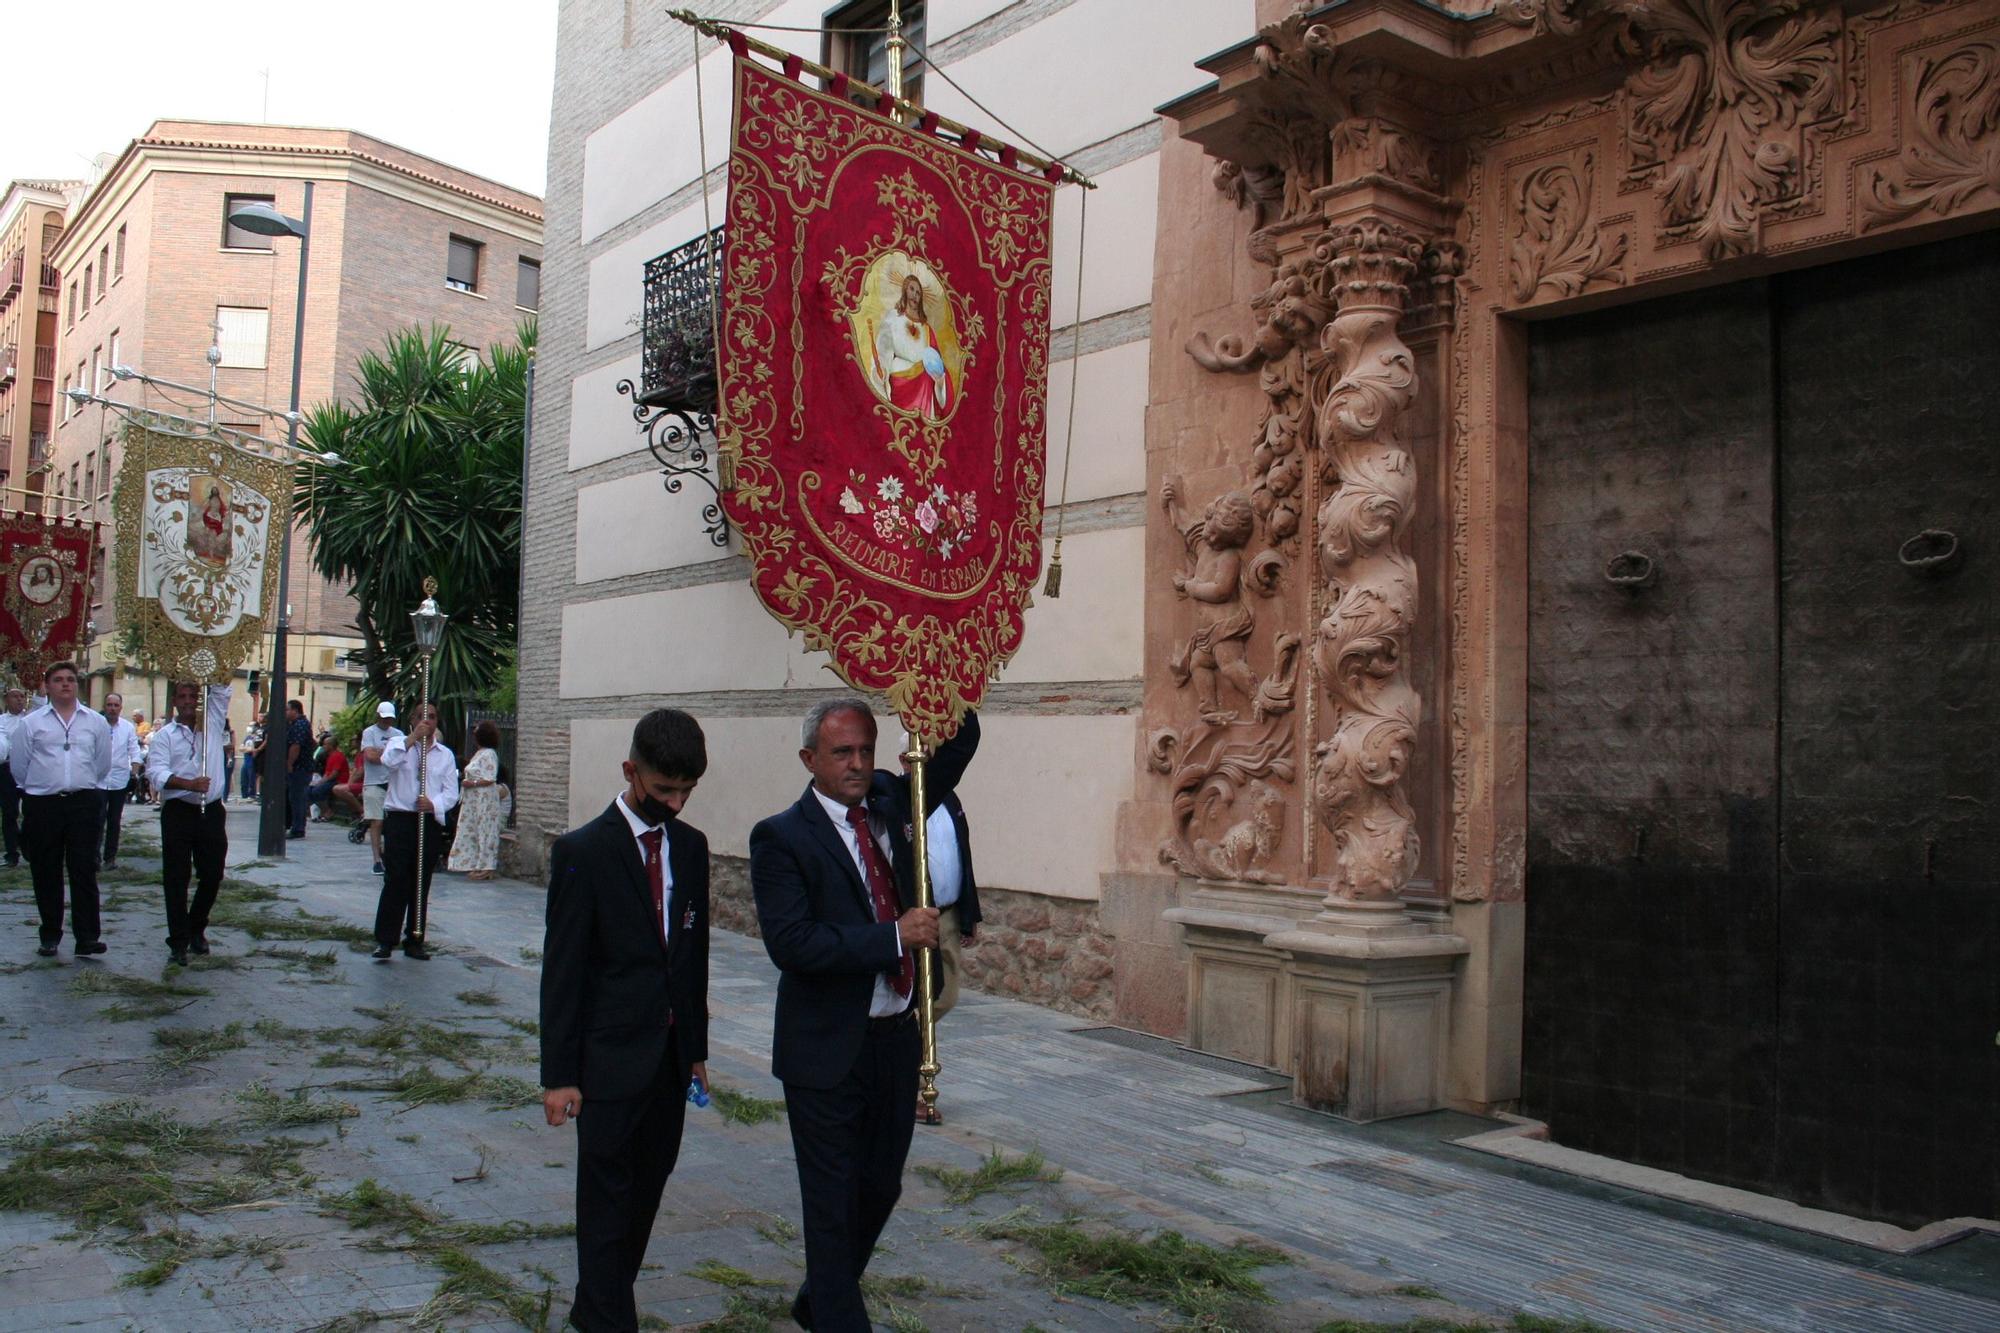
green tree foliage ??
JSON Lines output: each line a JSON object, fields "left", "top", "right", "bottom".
{"left": 299, "top": 323, "right": 532, "bottom": 710}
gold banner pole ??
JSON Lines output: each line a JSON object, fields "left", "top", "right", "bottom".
{"left": 415, "top": 649, "right": 432, "bottom": 939}
{"left": 907, "top": 732, "right": 941, "bottom": 1113}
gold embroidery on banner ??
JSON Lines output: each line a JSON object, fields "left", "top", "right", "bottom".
{"left": 111, "top": 424, "right": 291, "bottom": 684}
{"left": 720, "top": 57, "right": 1052, "bottom": 743}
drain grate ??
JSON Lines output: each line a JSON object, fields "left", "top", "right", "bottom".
{"left": 1312, "top": 1156, "right": 1465, "bottom": 1198}
{"left": 1069, "top": 1026, "right": 1285, "bottom": 1084}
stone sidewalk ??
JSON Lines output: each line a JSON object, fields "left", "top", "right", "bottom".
{"left": 0, "top": 805, "right": 1995, "bottom": 1332}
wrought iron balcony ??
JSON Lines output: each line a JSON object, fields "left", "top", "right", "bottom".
{"left": 0, "top": 345, "right": 15, "bottom": 386}
{"left": 0, "top": 254, "right": 20, "bottom": 312}
{"left": 639, "top": 226, "right": 722, "bottom": 412}
{"left": 615, "top": 225, "right": 728, "bottom": 547}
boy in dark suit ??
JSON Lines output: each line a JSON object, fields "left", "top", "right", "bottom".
{"left": 749, "top": 699, "right": 977, "bottom": 1332}
{"left": 540, "top": 709, "right": 710, "bottom": 1333}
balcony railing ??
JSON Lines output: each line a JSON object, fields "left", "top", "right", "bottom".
{"left": 0, "top": 345, "right": 15, "bottom": 385}
{"left": 38, "top": 262, "right": 58, "bottom": 291}
{"left": 640, "top": 226, "right": 723, "bottom": 412}
{"left": 34, "top": 346, "right": 55, "bottom": 378}
{"left": 27, "top": 433, "right": 48, "bottom": 468}
{"left": 0, "top": 254, "right": 21, "bottom": 311}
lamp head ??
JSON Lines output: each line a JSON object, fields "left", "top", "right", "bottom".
{"left": 409, "top": 577, "right": 448, "bottom": 656}
{"left": 64, "top": 387, "right": 89, "bottom": 406}
{"left": 228, "top": 201, "right": 307, "bottom": 239}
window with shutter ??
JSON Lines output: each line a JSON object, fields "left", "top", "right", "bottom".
{"left": 216, "top": 306, "right": 270, "bottom": 369}
{"left": 447, "top": 237, "right": 481, "bottom": 292}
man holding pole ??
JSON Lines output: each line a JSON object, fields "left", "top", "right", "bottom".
{"left": 749, "top": 700, "right": 977, "bottom": 1332}
{"left": 370, "top": 703, "right": 456, "bottom": 960}
{"left": 147, "top": 681, "right": 231, "bottom": 966}
{"left": 12, "top": 662, "right": 117, "bottom": 957}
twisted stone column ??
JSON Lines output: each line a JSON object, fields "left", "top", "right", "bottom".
{"left": 1309, "top": 220, "right": 1425, "bottom": 911}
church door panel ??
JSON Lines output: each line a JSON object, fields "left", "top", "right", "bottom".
{"left": 1523, "top": 280, "right": 1781, "bottom": 1189}
{"left": 1772, "top": 230, "right": 2000, "bottom": 1223}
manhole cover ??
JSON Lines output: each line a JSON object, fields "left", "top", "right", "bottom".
{"left": 60, "top": 1059, "right": 213, "bottom": 1092}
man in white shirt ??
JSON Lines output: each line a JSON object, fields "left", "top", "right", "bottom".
{"left": 371, "top": 704, "right": 459, "bottom": 961}
{"left": 0, "top": 686, "right": 27, "bottom": 867}
{"left": 356, "top": 702, "right": 404, "bottom": 875}
{"left": 10, "top": 661, "right": 117, "bottom": 957}
{"left": 147, "top": 680, "right": 233, "bottom": 966}
{"left": 97, "top": 693, "right": 142, "bottom": 870}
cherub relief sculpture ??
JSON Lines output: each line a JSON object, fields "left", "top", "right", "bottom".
{"left": 1164, "top": 480, "right": 1295, "bottom": 725}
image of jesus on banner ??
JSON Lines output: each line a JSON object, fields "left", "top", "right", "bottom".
{"left": 859, "top": 254, "right": 962, "bottom": 421}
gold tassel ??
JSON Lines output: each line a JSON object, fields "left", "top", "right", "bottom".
{"left": 1042, "top": 539, "right": 1063, "bottom": 598}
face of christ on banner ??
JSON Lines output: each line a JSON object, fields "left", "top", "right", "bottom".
{"left": 854, "top": 253, "right": 963, "bottom": 422}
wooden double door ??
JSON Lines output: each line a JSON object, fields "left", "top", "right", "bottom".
{"left": 1523, "top": 231, "right": 1998, "bottom": 1226}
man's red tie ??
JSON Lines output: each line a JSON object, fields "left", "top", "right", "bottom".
{"left": 847, "top": 805, "right": 912, "bottom": 998}
{"left": 640, "top": 827, "right": 666, "bottom": 942}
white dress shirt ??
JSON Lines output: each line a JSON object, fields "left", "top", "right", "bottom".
{"left": 101, "top": 717, "right": 142, "bottom": 792}
{"left": 924, "top": 803, "right": 962, "bottom": 910}
{"left": 380, "top": 734, "right": 460, "bottom": 825}
{"left": 145, "top": 687, "right": 233, "bottom": 806}
{"left": 0, "top": 708, "right": 27, "bottom": 760}
{"left": 811, "top": 785, "right": 909, "bottom": 1019}
{"left": 9, "top": 702, "right": 116, "bottom": 795}
{"left": 614, "top": 792, "right": 675, "bottom": 944}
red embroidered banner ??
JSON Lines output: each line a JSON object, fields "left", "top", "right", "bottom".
{"left": 0, "top": 513, "right": 97, "bottom": 689}
{"left": 719, "top": 56, "right": 1057, "bottom": 744}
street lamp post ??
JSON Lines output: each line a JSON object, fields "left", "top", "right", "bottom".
{"left": 229, "top": 186, "right": 313, "bottom": 858}
{"left": 408, "top": 580, "right": 448, "bottom": 942}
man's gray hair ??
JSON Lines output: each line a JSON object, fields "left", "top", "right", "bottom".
{"left": 801, "top": 696, "right": 874, "bottom": 750}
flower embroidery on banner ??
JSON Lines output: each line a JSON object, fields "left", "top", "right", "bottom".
{"left": 849, "top": 469, "right": 979, "bottom": 562}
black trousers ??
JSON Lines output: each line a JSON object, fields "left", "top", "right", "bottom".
{"left": 24, "top": 791, "right": 104, "bottom": 948}
{"left": 160, "top": 799, "right": 227, "bottom": 948}
{"left": 570, "top": 1053, "right": 689, "bottom": 1332}
{"left": 783, "top": 1012, "right": 920, "bottom": 1333}
{"left": 286, "top": 767, "right": 312, "bottom": 836}
{"left": 373, "top": 810, "right": 443, "bottom": 947}
{"left": 0, "top": 765, "right": 21, "bottom": 863}
{"left": 100, "top": 784, "right": 129, "bottom": 863}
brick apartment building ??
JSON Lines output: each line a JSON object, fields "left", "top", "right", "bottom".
{"left": 0, "top": 179, "right": 83, "bottom": 512}
{"left": 47, "top": 120, "right": 543, "bottom": 731}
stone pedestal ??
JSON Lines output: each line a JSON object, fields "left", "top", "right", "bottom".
{"left": 1168, "top": 887, "right": 1467, "bottom": 1121}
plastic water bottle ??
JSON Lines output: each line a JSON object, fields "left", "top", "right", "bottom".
{"left": 686, "top": 1074, "right": 710, "bottom": 1109}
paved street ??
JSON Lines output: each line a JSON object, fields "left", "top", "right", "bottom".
{"left": 1, "top": 806, "right": 1996, "bottom": 1332}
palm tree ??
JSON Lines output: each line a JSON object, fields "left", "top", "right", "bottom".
{"left": 298, "top": 323, "right": 532, "bottom": 712}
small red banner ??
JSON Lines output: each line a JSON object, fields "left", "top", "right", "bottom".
{"left": 0, "top": 513, "right": 97, "bottom": 689}
{"left": 719, "top": 56, "right": 1057, "bottom": 743}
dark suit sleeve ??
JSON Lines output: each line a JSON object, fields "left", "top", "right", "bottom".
{"left": 685, "top": 826, "right": 711, "bottom": 1065}
{"left": 539, "top": 833, "right": 590, "bottom": 1089}
{"left": 750, "top": 815, "right": 901, "bottom": 977}
{"left": 885, "top": 710, "right": 981, "bottom": 818}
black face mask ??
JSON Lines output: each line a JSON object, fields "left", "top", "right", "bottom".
{"left": 631, "top": 791, "right": 679, "bottom": 826}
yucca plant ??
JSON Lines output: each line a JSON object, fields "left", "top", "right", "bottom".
{"left": 298, "top": 322, "right": 533, "bottom": 716}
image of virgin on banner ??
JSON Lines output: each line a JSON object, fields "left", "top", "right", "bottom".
{"left": 0, "top": 515, "right": 95, "bottom": 690}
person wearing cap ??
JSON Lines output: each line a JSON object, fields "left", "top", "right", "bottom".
{"left": 357, "top": 701, "right": 404, "bottom": 875}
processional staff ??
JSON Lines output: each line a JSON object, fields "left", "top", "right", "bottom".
{"left": 409, "top": 578, "right": 449, "bottom": 943}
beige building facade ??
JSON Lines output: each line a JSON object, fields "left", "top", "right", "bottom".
{"left": 0, "top": 179, "right": 82, "bottom": 511}
{"left": 46, "top": 121, "right": 544, "bottom": 734}
{"left": 531, "top": 0, "right": 1999, "bottom": 1228}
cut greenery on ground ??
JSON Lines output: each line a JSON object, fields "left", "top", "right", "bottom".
{"left": 917, "top": 1147, "right": 1062, "bottom": 1204}
{"left": 983, "top": 1211, "right": 1287, "bottom": 1326}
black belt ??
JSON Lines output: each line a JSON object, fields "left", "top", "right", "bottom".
{"left": 26, "top": 789, "right": 97, "bottom": 799}
{"left": 868, "top": 1008, "right": 916, "bottom": 1032}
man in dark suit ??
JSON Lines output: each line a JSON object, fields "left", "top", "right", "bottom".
{"left": 750, "top": 698, "right": 978, "bottom": 1332}
{"left": 540, "top": 709, "right": 711, "bottom": 1333}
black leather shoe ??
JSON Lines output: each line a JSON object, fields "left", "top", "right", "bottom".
{"left": 35, "top": 943, "right": 56, "bottom": 958}
{"left": 191, "top": 933, "right": 210, "bottom": 956}
{"left": 77, "top": 941, "right": 107, "bottom": 956}
{"left": 169, "top": 945, "right": 190, "bottom": 967}
{"left": 790, "top": 1286, "right": 812, "bottom": 1330}
{"left": 371, "top": 945, "right": 393, "bottom": 961}
{"left": 403, "top": 942, "right": 432, "bottom": 961}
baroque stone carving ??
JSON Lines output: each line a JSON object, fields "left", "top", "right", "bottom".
{"left": 1862, "top": 39, "right": 2000, "bottom": 228}
{"left": 1309, "top": 220, "right": 1426, "bottom": 906}
{"left": 1151, "top": 718, "right": 1297, "bottom": 885}
{"left": 1509, "top": 153, "right": 1629, "bottom": 300}
{"left": 1622, "top": 0, "right": 1844, "bottom": 260}
{"left": 1163, "top": 481, "right": 1299, "bottom": 725}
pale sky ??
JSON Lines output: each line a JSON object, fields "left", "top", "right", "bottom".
{"left": 5, "top": 0, "right": 558, "bottom": 197}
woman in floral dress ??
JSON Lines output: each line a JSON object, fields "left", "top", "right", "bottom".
{"left": 447, "top": 720, "right": 503, "bottom": 881}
